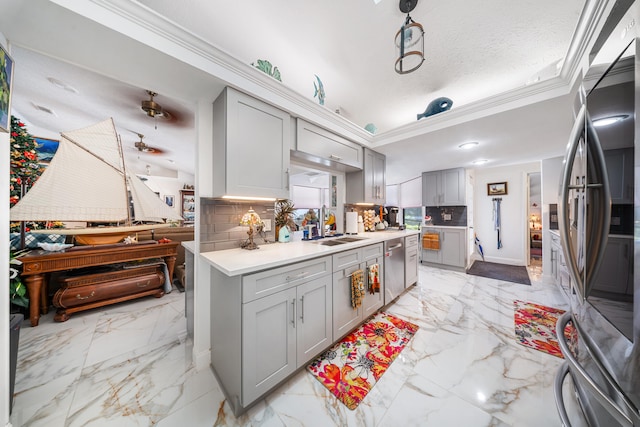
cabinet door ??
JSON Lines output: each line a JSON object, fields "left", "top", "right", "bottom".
{"left": 421, "top": 228, "right": 442, "bottom": 263}
{"left": 296, "top": 276, "right": 333, "bottom": 366}
{"left": 332, "top": 264, "right": 363, "bottom": 340}
{"left": 362, "top": 258, "right": 384, "bottom": 318}
{"left": 605, "top": 148, "right": 633, "bottom": 204}
{"left": 363, "top": 149, "right": 376, "bottom": 202}
{"left": 441, "top": 228, "right": 466, "bottom": 268}
{"left": 225, "top": 88, "right": 290, "bottom": 199}
{"left": 422, "top": 171, "right": 439, "bottom": 207}
{"left": 296, "top": 119, "right": 363, "bottom": 169}
{"left": 405, "top": 235, "right": 419, "bottom": 287}
{"left": 592, "top": 238, "right": 631, "bottom": 294}
{"left": 441, "top": 168, "right": 465, "bottom": 206}
{"left": 373, "top": 151, "right": 386, "bottom": 203}
{"left": 242, "top": 287, "right": 297, "bottom": 406}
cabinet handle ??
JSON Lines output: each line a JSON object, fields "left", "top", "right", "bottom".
{"left": 76, "top": 291, "right": 95, "bottom": 300}
{"left": 300, "top": 296, "right": 305, "bottom": 323}
{"left": 329, "top": 154, "right": 342, "bottom": 161}
{"left": 286, "top": 271, "right": 309, "bottom": 281}
{"left": 291, "top": 299, "right": 296, "bottom": 328}
{"left": 285, "top": 168, "right": 290, "bottom": 190}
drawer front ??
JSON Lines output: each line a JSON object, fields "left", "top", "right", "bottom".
{"left": 405, "top": 234, "right": 419, "bottom": 250}
{"left": 53, "top": 271, "right": 165, "bottom": 309}
{"left": 362, "top": 243, "right": 383, "bottom": 261}
{"left": 242, "top": 256, "right": 331, "bottom": 303}
{"left": 332, "top": 248, "right": 362, "bottom": 272}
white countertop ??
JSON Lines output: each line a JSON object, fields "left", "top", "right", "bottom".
{"left": 200, "top": 229, "right": 419, "bottom": 276}
{"left": 182, "top": 240, "right": 196, "bottom": 252}
{"left": 422, "top": 225, "right": 468, "bottom": 229}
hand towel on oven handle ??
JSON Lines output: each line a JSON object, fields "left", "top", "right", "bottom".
{"left": 351, "top": 269, "right": 365, "bottom": 309}
{"left": 368, "top": 263, "right": 380, "bottom": 294}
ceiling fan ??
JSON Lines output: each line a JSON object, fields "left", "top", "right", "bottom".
{"left": 134, "top": 133, "right": 165, "bottom": 155}
{"left": 141, "top": 90, "right": 172, "bottom": 120}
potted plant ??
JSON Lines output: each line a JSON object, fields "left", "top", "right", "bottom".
{"left": 9, "top": 250, "right": 29, "bottom": 312}
{"left": 274, "top": 199, "right": 296, "bottom": 242}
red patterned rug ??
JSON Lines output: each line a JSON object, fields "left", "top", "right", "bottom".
{"left": 307, "top": 312, "right": 418, "bottom": 410}
{"left": 514, "top": 300, "right": 574, "bottom": 358}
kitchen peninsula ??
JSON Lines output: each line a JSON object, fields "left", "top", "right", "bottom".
{"left": 201, "top": 229, "right": 419, "bottom": 415}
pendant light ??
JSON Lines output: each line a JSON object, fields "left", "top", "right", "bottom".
{"left": 395, "top": 0, "right": 425, "bottom": 74}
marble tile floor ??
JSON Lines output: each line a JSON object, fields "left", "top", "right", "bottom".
{"left": 11, "top": 264, "right": 580, "bottom": 426}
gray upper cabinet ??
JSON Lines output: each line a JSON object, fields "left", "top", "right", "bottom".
{"left": 422, "top": 168, "right": 466, "bottom": 206}
{"left": 295, "top": 119, "right": 363, "bottom": 169}
{"left": 605, "top": 148, "right": 633, "bottom": 204}
{"left": 346, "top": 148, "right": 386, "bottom": 204}
{"left": 212, "top": 87, "right": 291, "bottom": 199}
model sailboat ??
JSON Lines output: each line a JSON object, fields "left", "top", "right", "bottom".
{"left": 10, "top": 118, "right": 183, "bottom": 244}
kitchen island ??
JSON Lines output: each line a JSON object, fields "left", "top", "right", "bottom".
{"left": 201, "top": 229, "right": 419, "bottom": 415}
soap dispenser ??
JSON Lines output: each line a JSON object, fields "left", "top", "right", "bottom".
{"left": 278, "top": 225, "right": 291, "bottom": 243}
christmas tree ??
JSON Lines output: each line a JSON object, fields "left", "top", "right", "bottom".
{"left": 9, "top": 116, "right": 44, "bottom": 232}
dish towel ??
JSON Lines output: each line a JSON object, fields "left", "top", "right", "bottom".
{"left": 351, "top": 269, "right": 365, "bottom": 309}
{"left": 422, "top": 233, "right": 440, "bottom": 250}
{"left": 368, "top": 264, "right": 380, "bottom": 294}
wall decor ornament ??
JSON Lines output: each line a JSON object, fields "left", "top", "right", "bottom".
{"left": 313, "top": 75, "right": 325, "bottom": 105}
{"left": 252, "top": 59, "right": 282, "bottom": 82}
{"left": 0, "top": 44, "right": 14, "bottom": 132}
{"left": 487, "top": 182, "right": 508, "bottom": 196}
{"left": 417, "top": 97, "right": 453, "bottom": 120}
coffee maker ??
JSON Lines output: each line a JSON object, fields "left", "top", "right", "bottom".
{"left": 385, "top": 206, "right": 399, "bottom": 227}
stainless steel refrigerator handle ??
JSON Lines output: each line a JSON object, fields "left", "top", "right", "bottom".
{"left": 558, "top": 106, "right": 611, "bottom": 300}
{"left": 554, "top": 361, "right": 574, "bottom": 427}
{"left": 556, "top": 312, "right": 633, "bottom": 426}
{"left": 583, "top": 110, "right": 611, "bottom": 296}
{"left": 559, "top": 105, "right": 586, "bottom": 298}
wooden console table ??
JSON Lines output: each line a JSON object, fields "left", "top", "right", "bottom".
{"left": 19, "top": 241, "right": 178, "bottom": 326}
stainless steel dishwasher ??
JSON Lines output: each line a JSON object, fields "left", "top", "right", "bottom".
{"left": 384, "top": 237, "right": 405, "bottom": 305}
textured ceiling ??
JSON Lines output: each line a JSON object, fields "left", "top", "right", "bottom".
{"left": 137, "top": 0, "right": 585, "bottom": 133}
{"left": 0, "top": 0, "right": 609, "bottom": 185}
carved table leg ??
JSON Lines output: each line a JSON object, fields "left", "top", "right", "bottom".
{"left": 164, "top": 255, "right": 177, "bottom": 281}
{"left": 25, "top": 274, "right": 44, "bottom": 326}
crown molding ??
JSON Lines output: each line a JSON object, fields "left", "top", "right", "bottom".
{"left": 51, "top": 0, "right": 612, "bottom": 148}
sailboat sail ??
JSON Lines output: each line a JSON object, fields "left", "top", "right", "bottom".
{"left": 10, "top": 118, "right": 183, "bottom": 223}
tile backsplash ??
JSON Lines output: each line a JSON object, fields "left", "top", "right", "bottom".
{"left": 199, "top": 199, "right": 276, "bottom": 252}
{"left": 425, "top": 206, "right": 467, "bottom": 226}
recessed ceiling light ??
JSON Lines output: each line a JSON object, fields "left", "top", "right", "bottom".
{"left": 593, "top": 115, "right": 629, "bottom": 127}
{"left": 458, "top": 141, "right": 479, "bottom": 150}
{"left": 472, "top": 159, "right": 488, "bottom": 165}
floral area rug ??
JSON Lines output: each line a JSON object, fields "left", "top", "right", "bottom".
{"left": 307, "top": 312, "right": 418, "bottom": 410}
{"left": 514, "top": 300, "right": 574, "bottom": 358}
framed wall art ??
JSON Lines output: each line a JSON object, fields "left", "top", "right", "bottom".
{"left": 0, "top": 44, "right": 14, "bottom": 133}
{"left": 487, "top": 182, "right": 508, "bottom": 196}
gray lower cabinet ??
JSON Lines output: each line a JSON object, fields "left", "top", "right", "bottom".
{"left": 332, "top": 244, "right": 384, "bottom": 340}
{"left": 405, "top": 234, "right": 419, "bottom": 287}
{"left": 242, "top": 274, "right": 332, "bottom": 406}
{"left": 421, "top": 227, "right": 466, "bottom": 269}
{"left": 604, "top": 148, "right": 633, "bottom": 204}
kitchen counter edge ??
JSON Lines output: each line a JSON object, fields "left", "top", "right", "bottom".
{"left": 200, "top": 230, "right": 419, "bottom": 276}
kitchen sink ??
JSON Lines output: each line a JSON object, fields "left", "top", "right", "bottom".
{"left": 338, "top": 236, "right": 367, "bottom": 242}
{"left": 316, "top": 239, "right": 347, "bottom": 246}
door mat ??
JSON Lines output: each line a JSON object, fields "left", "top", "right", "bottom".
{"left": 467, "top": 261, "right": 531, "bottom": 285}
{"left": 514, "top": 300, "right": 574, "bottom": 358}
{"left": 307, "top": 312, "right": 418, "bottom": 410}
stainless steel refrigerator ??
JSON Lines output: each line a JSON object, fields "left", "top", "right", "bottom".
{"left": 554, "top": 2, "right": 639, "bottom": 425}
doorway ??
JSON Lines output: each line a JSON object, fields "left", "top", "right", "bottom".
{"left": 528, "top": 173, "right": 542, "bottom": 270}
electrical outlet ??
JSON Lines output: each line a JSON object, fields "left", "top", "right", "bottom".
{"left": 263, "top": 219, "right": 271, "bottom": 231}
{"left": 444, "top": 214, "right": 452, "bottom": 221}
